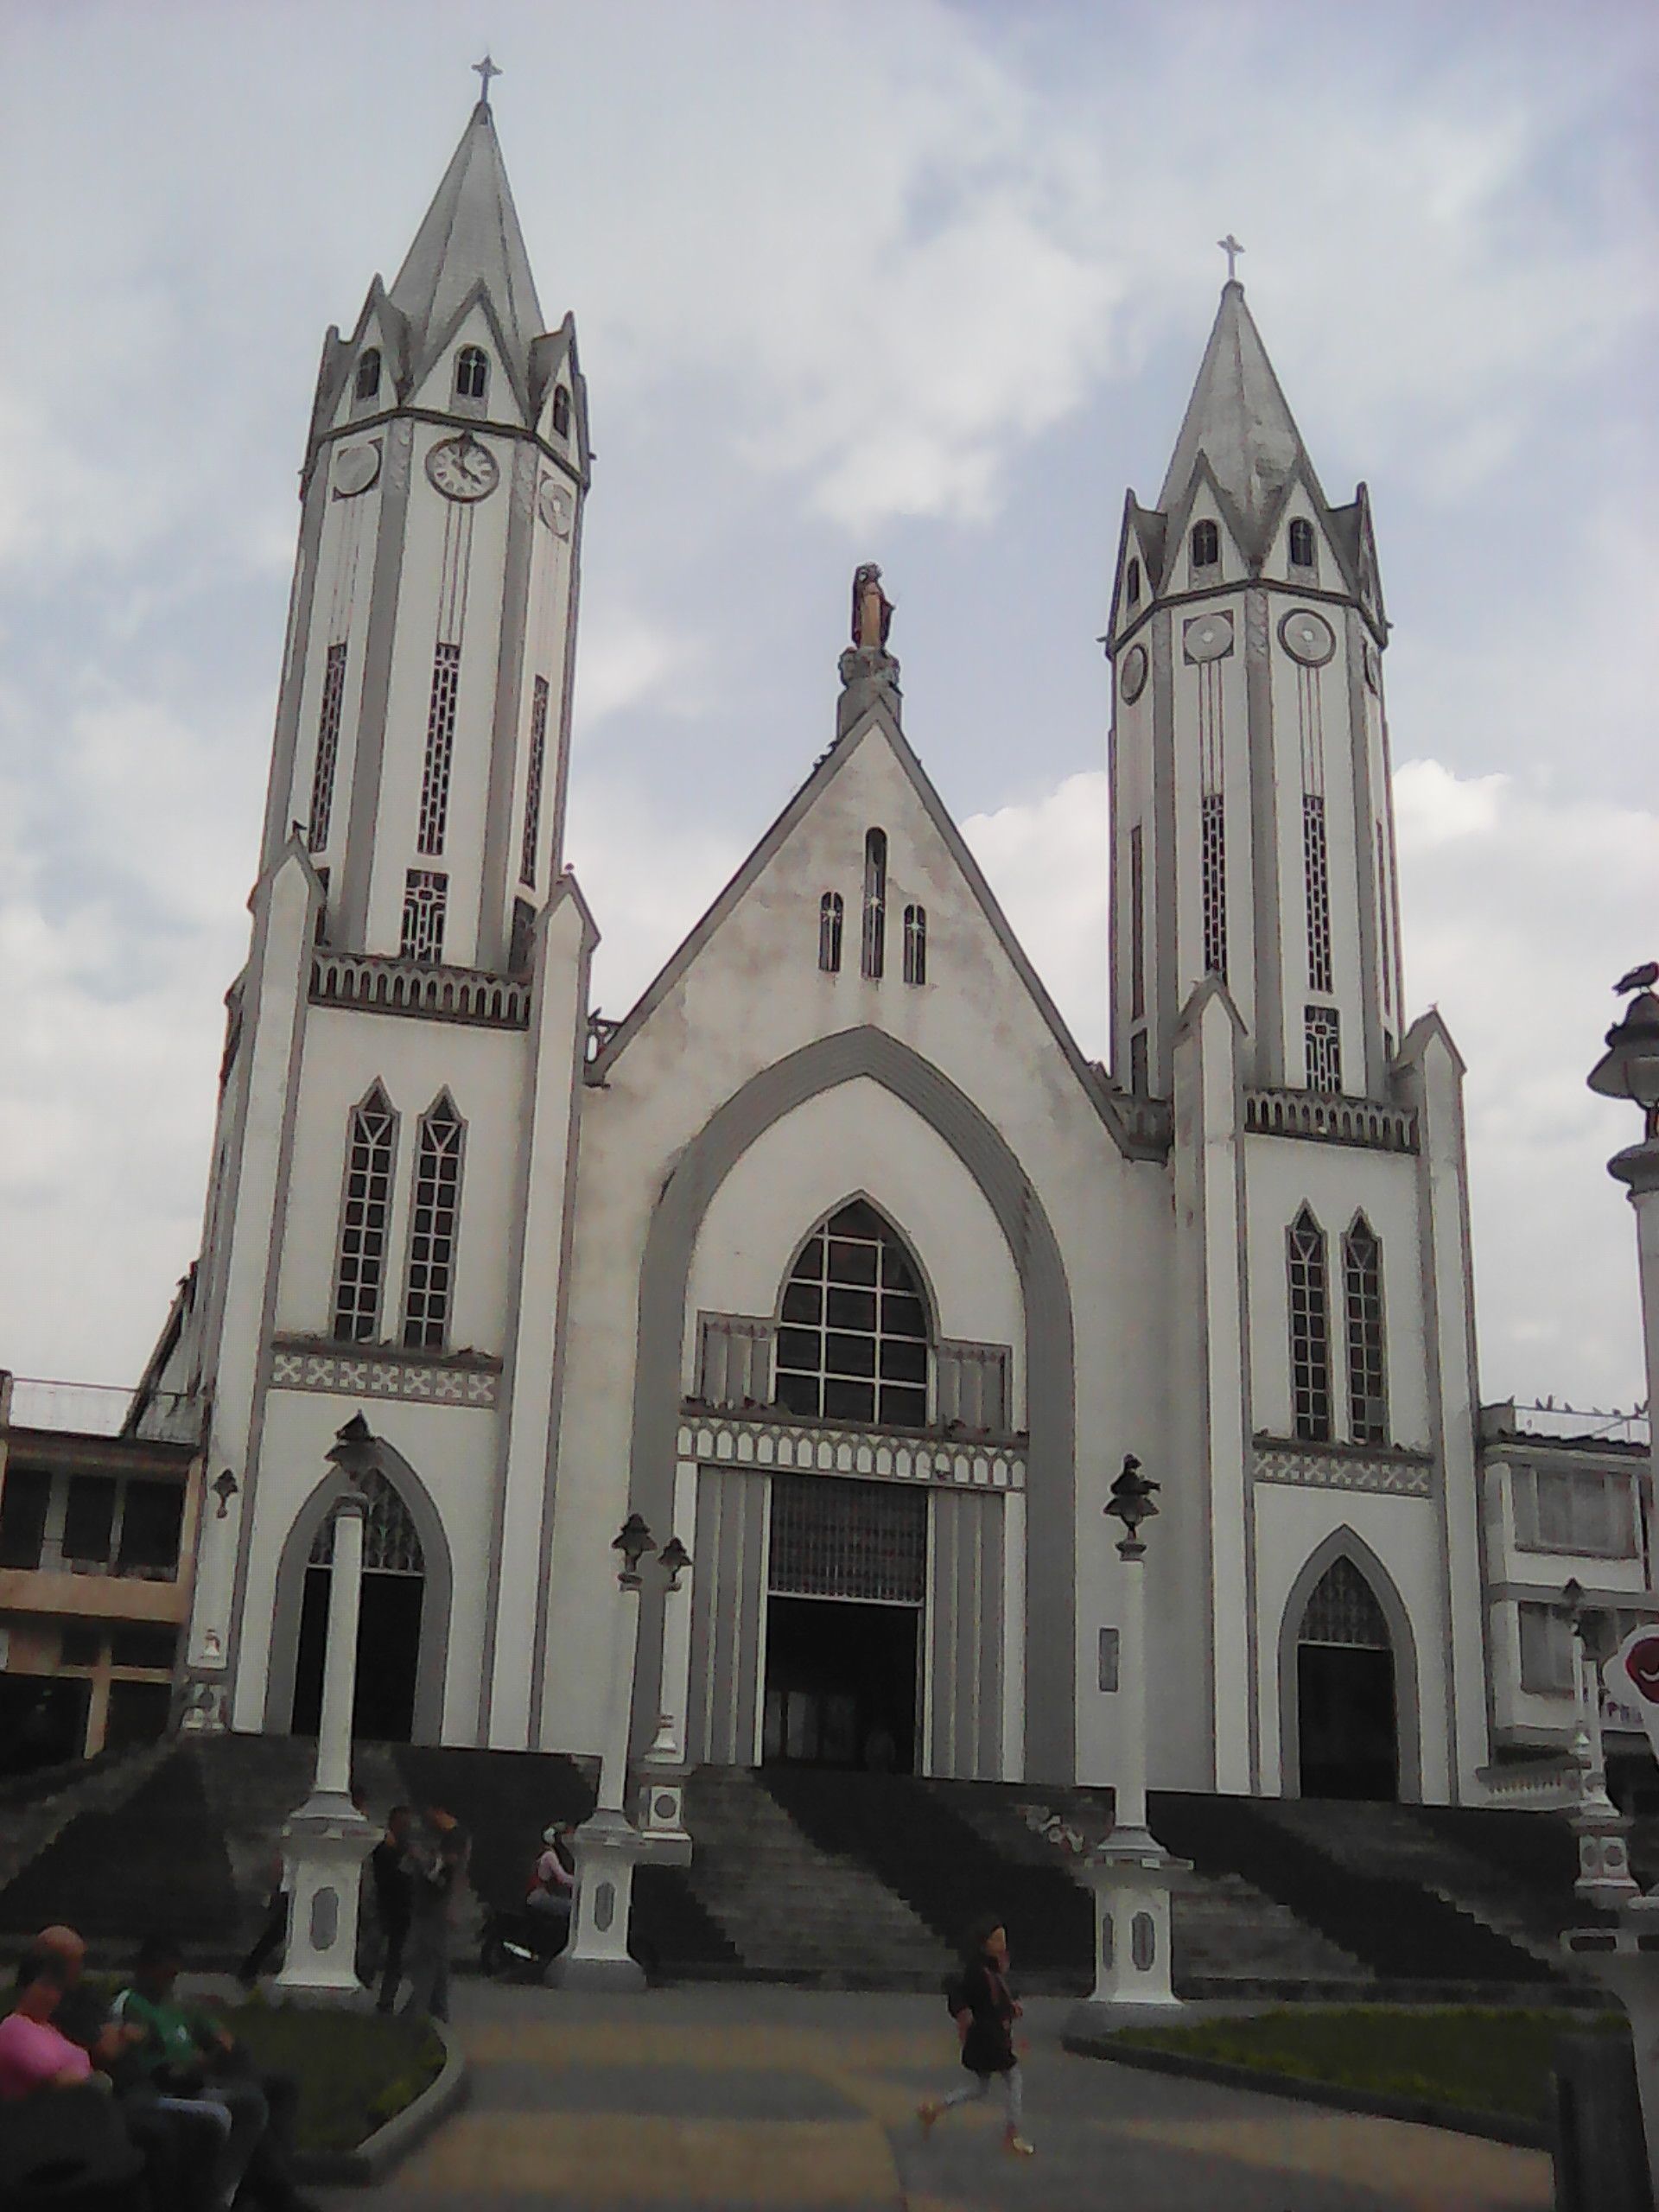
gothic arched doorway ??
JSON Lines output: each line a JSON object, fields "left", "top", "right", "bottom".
{"left": 291, "top": 1470, "right": 425, "bottom": 1742}
{"left": 1295, "top": 1555, "right": 1399, "bottom": 1801}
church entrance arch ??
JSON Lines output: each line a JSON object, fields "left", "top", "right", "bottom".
{"left": 1294, "top": 1557, "right": 1398, "bottom": 1801}
{"left": 292, "top": 1469, "right": 424, "bottom": 1741}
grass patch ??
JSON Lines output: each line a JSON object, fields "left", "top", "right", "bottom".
{"left": 226, "top": 2004, "right": 444, "bottom": 2155}
{"left": 1110, "top": 2005, "right": 1628, "bottom": 2125}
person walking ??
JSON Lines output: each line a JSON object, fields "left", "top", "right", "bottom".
{"left": 918, "top": 1917, "right": 1034, "bottom": 2158}
{"left": 369, "top": 1806, "right": 415, "bottom": 2013}
{"left": 401, "top": 1806, "right": 468, "bottom": 2023}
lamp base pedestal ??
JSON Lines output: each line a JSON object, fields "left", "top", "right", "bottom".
{"left": 274, "top": 1796, "right": 378, "bottom": 2003}
{"left": 547, "top": 1810, "right": 649, "bottom": 1992}
{"left": 1065, "top": 1834, "right": 1189, "bottom": 2033}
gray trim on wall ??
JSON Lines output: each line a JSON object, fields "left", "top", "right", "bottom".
{"left": 476, "top": 439, "right": 537, "bottom": 970}
{"left": 627, "top": 1025, "right": 1079, "bottom": 1783}
{"left": 1244, "top": 587, "right": 1282, "bottom": 1088}
{"left": 686, "top": 1465, "right": 769, "bottom": 1765}
{"left": 1345, "top": 606, "right": 1386, "bottom": 1096}
{"left": 339, "top": 416, "right": 415, "bottom": 949}
{"left": 928, "top": 1486, "right": 1006, "bottom": 1778}
{"left": 1150, "top": 607, "right": 1177, "bottom": 1096}
{"left": 262, "top": 1431, "right": 454, "bottom": 1745}
{"left": 1276, "top": 1522, "right": 1421, "bottom": 1802}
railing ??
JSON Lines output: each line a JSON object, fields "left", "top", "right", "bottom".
{"left": 3, "top": 1379, "right": 197, "bottom": 1444}
{"left": 1244, "top": 1088, "right": 1418, "bottom": 1153}
{"left": 310, "top": 950, "right": 531, "bottom": 1028}
{"left": 692, "top": 1315, "right": 1017, "bottom": 1440}
{"left": 1486, "top": 1399, "right": 1651, "bottom": 1450}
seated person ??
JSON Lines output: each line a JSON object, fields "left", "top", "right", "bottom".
{"left": 0, "top": 1952, "right": 95, "bottom": 2100}
{"left": 0, "top": 1954, "right": 147, "bottom": 2206}
{"left": 526, "top": 1822, "right": 576, "bottom": 1923}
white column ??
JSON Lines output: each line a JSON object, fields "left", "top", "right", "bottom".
{"left": 1114, "top": 1547, "right": 1149, "bottom": 1841}
{"left": 314, "top": 1497, "right": 365, "bottom": 1803}
{"left": 554, "top": 1561, "right": 651, "bottom": 1992}
{"left": 598, "top": 1572, "right": 645, "bottom": 1813}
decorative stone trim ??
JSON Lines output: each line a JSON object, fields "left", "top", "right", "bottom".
{"left": 676, "top": 1412, "right": 1025, "bottom": 1491}
{"left": 1255, "top": 1440, "right": 1433, "bottom": 1497}
{"left": 1244, "top": 1088, "right": 1417, "bottom": 1153}
{"left": 270, "top": 1344, "right": 501, "bottom": 1408}
{"left": 310, "top": 950, "right": 530, "bottom": 1029}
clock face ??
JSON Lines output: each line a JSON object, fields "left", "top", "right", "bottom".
{"left": 1182, "top": 612, "right": 1234, "bottom": 664}
{"left": 425, "top": 434, "right": 499, "bottom": 502}
{"left": 1280, "top": 609, "right": 1336, "bottom": 666}
{"left": 538, "top": 480, "right": 574, "bottom": 537}
{"left": 333, "top": 442, "right": 381, "bottom": 498}
{"left": 1119, "top": 645, "right": 1148, "bottom": 703}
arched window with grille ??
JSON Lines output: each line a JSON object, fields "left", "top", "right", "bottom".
{"left": 1288, "top": 517, "right": 1316, "bottom": 569}
{"left": 1287, "top": 1205, "right": 1331, "bottom": 1442}
{"left": 818, "top": 892, "right": 843, "bottom": 974}
{"left": 454, "top": 346, "right": 489, "bottom": 403}
{"left": 861, "top": 830, "right": 887, "bottom": 980}
{"left": 404, "top": 1095, "right": 465, "bottom": 1351}
{"left": 1343, "top": 1216, "right": 1388, "bottom": 1443}
{"left": 333, "top": 1085, "right": 397, "bottom": 1342}
{"left": 774, "top": 1200, "right": 930, "bottom": 1428}
{"left": 1191, "top": 518, "right": 1219, "bottom": 569}
{"left": 1125, "top": 556, "right": 1142, "bottom": 609}
{"left": 551, "top": 385, "right": 571, "bottom": 437}
{"left": 355, "top": 347, "right": 381, "bottom": 402}
{"left": 902, "top": 904, "right": 926, "bottom": 986}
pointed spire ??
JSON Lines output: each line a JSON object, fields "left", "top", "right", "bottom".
{"left": 1158, "top": 282, "right": 1315, "bottom": 524}
{"left": 388, "top": 97, "right": 544, "bottom": 372}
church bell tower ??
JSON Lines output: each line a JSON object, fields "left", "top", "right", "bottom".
{"left": 259, "top": 83, "right": 590, "bottom": 975}
{"left": 1106, "top": 275, "right": 1402, "bottom": 1098}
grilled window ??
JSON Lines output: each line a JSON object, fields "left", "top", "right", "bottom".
{"left": 774, "top": 1199, "right": 929, "bottom": 1429}
{"left": 1201, "top": 792, "right": 1227, "bottom": 980}
{"left": 307, "top": 643, "right": 348, "bottom": 852}
{"left": 418, "top": 642, "right": 461, "bottom": 855}
{"left": 1288, "top": 517, "right": 1315, "bottom": 569}
{"left": 1305, "top": 1004, "right": 1342, "bottom": 1092}
{"left": 403, "top": 1096, "right": 464, "bottom": 1351}
{"left": 354, "top": 348, "right": 381, "bottom": 402}
{"left": 509, "top": 896, "right": 535, "bottom": 976}
{"left": 1300, "top": 1557, "right": 1388, "bottom": 1648}
{"left": 1191, "top": 519, "right": 1219, "bottom": 569}
{"left": 1130, "top": 1029, "right": 1148, "bottom": 1096}
{"left": 1343, "top": 1217, "right": 1388, "bottom": 1444}
{"left": 333, "top": 1085, "right": 397, "bottom": 1341}
{"left": 861, "top": 830, "right": 887, "bottom": 980}
{"left": 551, "top": 385, "right": 571, "bottom": 437}
{"left": 400, "top": 869, "right": 447, "bottom": 963}
{"left": 768, "top": 1472, "right": 926, "bottom": 1604}
{"left": 519, "top": 674, "right": 550, "bottom": 888}
{"left": 311, "top": 1467, "right": 423, "bottom": 1575}
{"left": 1125, "top": 557, "right": 1142, "bottom": 609}
{"left": 1129, "top": 823, "right": 1146, "bottom": 1020}
{"left": 902, "top": 904, "right": 927, "bottom": 986}
{"left": 1287, "top": 1205, "right": 1332, "bottom": 1442}
{"left": 454, "top": 346, "right": 489, "bottom": 403}
{"left": 818, "top": 891, "right": 843, "bottom": 974}
{"left": 1303, "top": 794, "right": 1332, "bottom": 993}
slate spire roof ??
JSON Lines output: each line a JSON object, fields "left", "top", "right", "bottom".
{"left": 388, "top": 98, "right": 544, "bottom": 368}
{"left": 1157, "top": 279, "right": 1318, "bottom": 525}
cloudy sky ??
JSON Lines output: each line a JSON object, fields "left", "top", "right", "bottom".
{"left": 0, "top": 0, "right": 1654, "bottom": 1415}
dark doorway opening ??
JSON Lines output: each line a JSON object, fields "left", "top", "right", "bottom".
{"left": 292, "top": 1567, "right": 424, "bottom": 1742}
{"left": 762, "top": 1596, "right": 918, "bottom": 1772}
{"left": 1297, "top": 1643, "right": 1397, "bottom": 1800}
{"left": 0, "top": 1675, "right": 90, "bottom": 1777}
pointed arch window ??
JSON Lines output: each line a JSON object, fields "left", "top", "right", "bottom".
{"left": 404, "top": 1096, "right": 464, "bottom": 1351}
{"left": 1300, "top": 1556, "right": 1389, "bottom": 1648}
{"left": 417, "top": 644, "right": 461, "bottom": 855}
{"left": 775, "top": 1199, "right": 930, "bottom": 1429}
{"left": 1125, "top": 557, "right": 1142, "bottom": 610}
{"left": 902, "top": 904, "right": 927, "bottom": 986}
{"left": 1288, "top": 517, "right": 1316, "bottom": 569}
{"left": 1343, "top": 1217, "right": 1388, "bottom": 1444}
{"left": 454, "top": 346, "right": 489, "bottom": 404}
{"left": 1190, "top": 519, "right": 1220, "bottom": 569}
{"left": 332, "top": 1086, "right": 397, "bottom": 1343}
{"left": 818, "top": 892, "right": 843, "bottom": 974}
{"left": 861, "top": 829, "right": 887, "bottom": 980}
{"left": 306, "top": 643, "right": 347, "bottom": 853}
{"left": 354, "top": 348, "right": 381, "bottom": 403}
{"left": 1287, "top": 1205, "right": 1332, "bottom": 1442}
{"left": 551, "top": 385, "right": 571, "bottom": 438}
{"left": 310, "top": 1467, "right": 423, "bottom": 1576}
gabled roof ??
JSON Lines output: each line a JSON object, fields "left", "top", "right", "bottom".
{"left": 389, "top": 100, "right": 544, "bottom": 379}
{"left": 1158, "top": 281, "right": 1322, "bottom": 539}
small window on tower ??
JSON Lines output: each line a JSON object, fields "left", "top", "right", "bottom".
{"left": 454, "top": 346, "right": 490, "bottom": 404}
{"left": 1288, "top": 518, "right": 1315, "bottom": 569}
{"left": 551, "top": 385, "right": 571, "bottom": 438}
{"left": 1125, "top": 558, "right": 1142, "bottom": 610}
{"left": 818, "top": 892, "right": 843, "bottom": 974}
{"left": 1190, "top": 520, "right": 1219, "bottom": 569}
{"left": 355, "top": 349, "right": 381, "bottom": 403}
{"left": 902, "top": 904, "right": 927, "bottom": 987}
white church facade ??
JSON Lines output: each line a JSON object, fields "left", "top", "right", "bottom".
{"left": 130, "top": 92, "right": 1541, "bottom": 1808}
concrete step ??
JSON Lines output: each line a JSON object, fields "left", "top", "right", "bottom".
{"left": 683, "top": 1766, "right": 951, "bottom": 1983}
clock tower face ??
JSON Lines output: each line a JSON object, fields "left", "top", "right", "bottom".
{"left": 425, "top": 433, "right": 500, "bottom": 502}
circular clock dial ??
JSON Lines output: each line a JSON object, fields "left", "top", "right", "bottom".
{"left": 1280, "top": 609, "right": 1336, "bottom": 666}
{"left": 538, "top": 480, "right": 573, "bottom": 537}
{"left": 426, "top": 434, "right": 499, "bottom": 502}
{"left": 1183, "top": 612, "right": 1234, "bottom": 664}
{"left": 333, "top": 442, "right": 381, "bottom": 498}
{"left": 1119, "top": 645, "right": 1148, "bottom": 703}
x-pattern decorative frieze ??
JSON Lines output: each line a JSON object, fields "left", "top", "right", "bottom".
{"left": 270, "top": 1346, "right": 498, "bottom": 1408}
{"left": 1255, "top": 1444, "right": 1432, "bottom": 1497}
{"left": 676, "top": 1412, "right": 1025, "bottom": 1491}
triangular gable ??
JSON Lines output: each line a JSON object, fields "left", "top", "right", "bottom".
{"left": 1106, "top": 495, "right": 1165, "bottom": 640}
{"left": 410, "top": 282, "right": 536, "bottom": 427}
{"left": 588, "top": 702, "right": 1155, "bottom": 1160}
{"left": 1158, "top": 452, "right": 1255, "bottom": 592}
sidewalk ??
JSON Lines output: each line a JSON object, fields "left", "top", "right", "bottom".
{"left": 320, "top": 1982, "right": 1554, "bottom": 2211}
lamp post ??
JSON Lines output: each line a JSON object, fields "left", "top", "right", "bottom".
{"left": 553, "top": 1515, "right": 693, "bottom": 1991}
{"left": 1068, "top": 1457, "right": 1189, "bottom": 2028}
{"left": 1559, "top": 1580, "right": 1638, "bottom": 1910}
{"left": 637, "top": 1535, "right": 694, "bottom": 1847}
{"left": 276, "top": 1414, "right": 381, "bottom": 1999}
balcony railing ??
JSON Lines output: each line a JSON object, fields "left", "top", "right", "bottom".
{"left": 693, "top": 1315, "right": 1015, "bottom": 1440}
{"left": 1244, "top": 1088, "right": 1418, "bottom": 1153}
{"left": 310, "top": 950, "right": 531, "bottom": 1029}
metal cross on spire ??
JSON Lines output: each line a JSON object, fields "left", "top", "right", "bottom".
{"left": 1217, "top": 233, "right": 1244, "bottom": 282}
{"left": 473, "top": 53, "right": 502, "bottom": 106}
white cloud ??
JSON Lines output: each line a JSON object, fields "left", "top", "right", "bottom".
{"left": 963, "top": 771, "right": 1109, "bottom": 1055}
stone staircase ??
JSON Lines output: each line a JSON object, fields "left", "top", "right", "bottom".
{"left": 0, "top": 1744, "right": 170, "bottom": 1898}
{"left": 681, "top": 1765, "right": 950, "bottom": 1986}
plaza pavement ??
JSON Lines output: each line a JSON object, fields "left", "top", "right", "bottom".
{"left": 318, "top": 1982, "right": 1555, "bottom": 2212}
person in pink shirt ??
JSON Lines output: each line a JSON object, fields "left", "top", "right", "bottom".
{"left": 0, "top": 1954, "right": 96, "bottom": 2101}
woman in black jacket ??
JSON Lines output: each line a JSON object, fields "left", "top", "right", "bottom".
{"left": 918, "top": 1917, "right": 1034, "bottom": 2157}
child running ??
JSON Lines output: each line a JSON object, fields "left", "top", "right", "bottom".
{"left": 918, "top": 1916, "right": 1034, "bottom": 2157}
